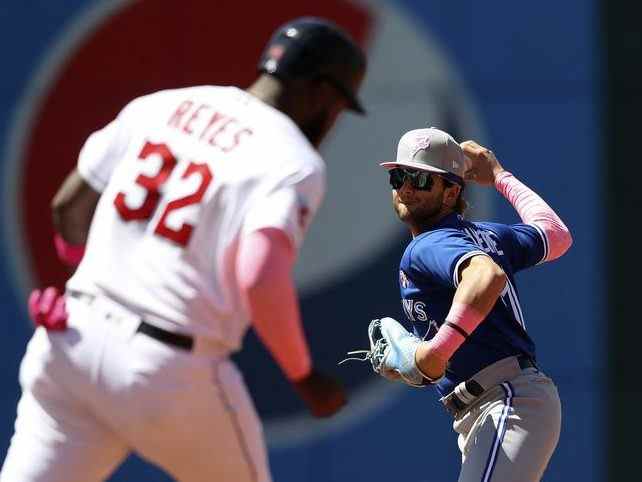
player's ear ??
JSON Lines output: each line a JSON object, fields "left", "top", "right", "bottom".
{"left": 443, "top": 182, "right": 461, "bottom": 209}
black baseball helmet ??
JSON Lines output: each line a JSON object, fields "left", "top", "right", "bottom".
{"left": 258, "top": 17, "right": 367, "bottom": 115}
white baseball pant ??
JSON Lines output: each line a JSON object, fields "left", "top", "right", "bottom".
{"left": 0, "top": 294, "right": 272, "bottom": 482}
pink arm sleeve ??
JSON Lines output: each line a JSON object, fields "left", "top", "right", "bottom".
{"left": 427, "top": 302, "right": 484, "bottom": 362}
{"left": 495, "top": 171, "right": 573, "bottom": 261}
{"left": 236, "top": 227, "right": 312, "bottom": 381}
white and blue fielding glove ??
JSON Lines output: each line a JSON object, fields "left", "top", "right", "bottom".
{"left": 340, "top": 317, "right": 434, "bottom": 387}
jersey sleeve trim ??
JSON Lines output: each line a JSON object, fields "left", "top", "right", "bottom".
{"left": 77, "top": 164, "right": 108, "bottom": 193}
{"left": 528, "top": 223, "right": 549, "bottom": 265}
{"left": 452, "top": 250, "right": 491, "bottom": 287}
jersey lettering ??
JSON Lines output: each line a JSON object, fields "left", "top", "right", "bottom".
{"left": 167, "top": 100, "right": 194, "bottom": 128}
{"left": 402, "top": 298, "right": 414, "bottom": 320}
{"left": 463, "top": 227, "right": 525, "bottom": 328}
{"left": 167, "top": 99, "right": 254, "bottom": 152}
{"left": 464, "top": 227, "right": 505, "bottom": 256}
{"left": 402, "top": 298, "right": 429, "bottom": 322}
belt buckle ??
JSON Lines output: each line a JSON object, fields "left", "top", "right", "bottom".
{"left": 440, "top": 392, "right": 463, "bottom": 416}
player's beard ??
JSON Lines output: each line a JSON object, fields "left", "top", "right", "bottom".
{"left": 394, "top": 191, "right": 445, "bottom": 233}
{"left": 300, "top": 110, "right": 334, "bottom": 148}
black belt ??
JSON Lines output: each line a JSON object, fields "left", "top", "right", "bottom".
{"left": 441, "top": 355, "right": 537, "bottom": 415}
{"left": 136, "top": 321, "right": 194, "bottom": 351}
{"left": 69, "top": 291, "right": 194, "bottom": 351}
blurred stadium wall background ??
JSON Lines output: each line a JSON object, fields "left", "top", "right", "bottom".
{"left": 0, "top": 1, "right": 608, "bottom": 480}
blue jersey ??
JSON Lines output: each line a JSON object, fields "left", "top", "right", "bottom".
{"left": 398, "top": 212, "right": 547, "bottom": 397}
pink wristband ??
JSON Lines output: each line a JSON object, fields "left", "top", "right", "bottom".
{"left": 428, "top": 302, "right": 484, "bottom": 361}
{"left": 54, "top": 233, "right": 86, "bottom": 267}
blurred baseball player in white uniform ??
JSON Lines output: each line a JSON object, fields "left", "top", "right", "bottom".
{"left": 1, "top": 17, "right": 366, "bottom": 482}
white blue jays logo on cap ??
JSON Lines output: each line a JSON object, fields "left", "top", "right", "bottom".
{"left": 411, "top": 134, "right": 430, "bottom": 158}
{"left": 399, "top": 269, "right": 410, "bottom": 288}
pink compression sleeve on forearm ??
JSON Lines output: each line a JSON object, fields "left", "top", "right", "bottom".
{"left": 427, "top": 302, "right": 485, "bottom": 361}
{"left": 236, "top": 227, "right": 312, "bottom": 381}
{"left": 495, "top": 171, "right": 573, "bottom": 261}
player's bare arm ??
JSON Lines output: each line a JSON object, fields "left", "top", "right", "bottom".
{"left": 23, "top": 169, "right": 99, "bottom": 330}
{"left": 28, "top": 168, "right": 101, "bottom": 328}
{"left": 453, "top": 255, "right": 507, "bottom": 312}
{"left": 414, "top": 254, "right": 506, "bottom": 380}
{"left": 51, "top": 168, "right": 101, "bottom": 245}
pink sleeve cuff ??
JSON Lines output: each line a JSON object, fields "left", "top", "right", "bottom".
{"left": 428, "top": 302, "right": 485, "bottom": 361}
{"left": 495, "top": 171, "right": 572, "bottom": 262}
{"left": 54, "top": 233, "right": 86, "bottom": 267}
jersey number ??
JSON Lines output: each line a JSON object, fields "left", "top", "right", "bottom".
{"left": 500, "top": 278, "right": 526, "bottom": 329}
{"left": 113, "top": 141, "right": 213, "bottom": 246}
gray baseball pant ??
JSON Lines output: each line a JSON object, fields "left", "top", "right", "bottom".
{"left": 448, "top": 357, "right": 561, "bottom": 482}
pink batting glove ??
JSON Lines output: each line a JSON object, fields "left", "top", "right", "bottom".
{"left": 28, "top": 287, "right": 68, "bottom": 331}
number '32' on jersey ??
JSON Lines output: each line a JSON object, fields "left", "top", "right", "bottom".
{"left": 66, "top": 86, "right": 325, "bottom": 351}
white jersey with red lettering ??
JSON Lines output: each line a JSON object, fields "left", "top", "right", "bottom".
{"left": 67, "top": 85, "right": 325, "bottom": 351}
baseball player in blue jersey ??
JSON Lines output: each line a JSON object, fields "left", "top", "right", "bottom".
{"left": 352, "top": 127, "right": 572, "bottom": 481}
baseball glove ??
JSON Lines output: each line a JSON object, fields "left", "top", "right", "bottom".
{"left": 339, "top": 317, "right": 431, "bottom": 387}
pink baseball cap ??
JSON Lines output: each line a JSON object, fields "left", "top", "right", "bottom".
{"left": 380, "top": 127, "right": 469, "bottom": 184}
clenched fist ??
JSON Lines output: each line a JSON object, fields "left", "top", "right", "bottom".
{"left": 460, "top": 140, "right": 505, "bottom": 186}
{"left": 292, "top": 369, "right": 347, "bottom": 418}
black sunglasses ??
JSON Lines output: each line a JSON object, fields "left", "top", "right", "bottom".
{"left": 388, "top": 168, "right": 464, "bottom": 191}
{"left": 389, "top": 168, "right": 437, "bottom": 191}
